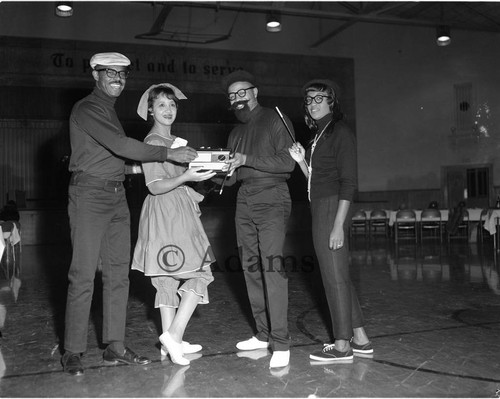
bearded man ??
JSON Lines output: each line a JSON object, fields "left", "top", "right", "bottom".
{"left": 221, "top": 70, "right": 295, "bottom": 369}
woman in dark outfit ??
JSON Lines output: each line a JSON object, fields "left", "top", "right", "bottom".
{"left": 289, "top": 79, "right": 373, "bottom": 362}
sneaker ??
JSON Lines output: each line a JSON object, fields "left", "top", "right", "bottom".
{"left": 309, "top": 344, "right": 353, "bottom": 362}
{"left": 236, "top": 336, "right": 269, "bottom": 351}
{"left": 269, "top": 350, "right": 290, "bottom": 368}
{"left": 350, "top": 341, "right": 374, "bottom": 358}
{"left": 310, "top": 359, "right": 354, "bottom": 366}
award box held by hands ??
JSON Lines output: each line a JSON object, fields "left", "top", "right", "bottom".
{"left": 189, "top": 147, "right": 231, "bottom": 173}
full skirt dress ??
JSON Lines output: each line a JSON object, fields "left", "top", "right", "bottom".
{"left": 131, "top": 133, "right": 214, "bottom": 306}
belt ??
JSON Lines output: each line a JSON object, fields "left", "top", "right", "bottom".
{"left": 70, "top": 173, "right": 123, "bottom": 189}
{"left": 240, "top": 177, "right": 287, "bottom": 186}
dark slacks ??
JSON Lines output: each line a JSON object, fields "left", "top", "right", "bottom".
{"left": 64, "top": 180, "right": 131, "bottom": 353}
{"left": 235, "top": 182, "right": 291, "bottom": 351}
{"left": 311, "top": 194, "right": 365, "bottom": 340}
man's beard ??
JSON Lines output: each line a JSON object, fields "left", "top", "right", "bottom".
{"left": 231, "top": 100, "right": 252, "bottom": 123}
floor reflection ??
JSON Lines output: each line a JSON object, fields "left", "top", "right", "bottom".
{"left": 485, "top": 263, "right": 500, "bottom": 294}
{"left": 1, "top": 235, "right": 499, "bottom": 397}
{"left": 0, "top": 274, "right": 21, "bottom": 381}
{"left": 349, "top": 236, "right": 500, "bottom": 294}
{"left": 161, "top": 364, "right": 191, "bottom": 397}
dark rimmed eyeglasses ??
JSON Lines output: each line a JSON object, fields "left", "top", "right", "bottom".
{"left": 304, "top": 95, "right": 332, "bottom": 105}
{"left": 96, "top": 68, "right": 130, "bottom": 79}
{"left": 228, "top": 86, "right": 255, "bottom": 101}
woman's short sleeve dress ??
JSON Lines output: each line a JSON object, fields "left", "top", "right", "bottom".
{"left": 131, "top": 133, "right": 215, "bottom": 277}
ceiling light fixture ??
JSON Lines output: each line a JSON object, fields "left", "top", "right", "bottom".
{"left": 266, "top": 12, "right": 281, "bottom": 33}
{"left": 436, "top": 25, "right": 451, "bottom": 46}
{"left": 55, "top": 2, "right": 73, "bottom": 17}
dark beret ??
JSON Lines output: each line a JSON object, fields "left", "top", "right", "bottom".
{"left": 221, "top": 70, "right": 256, "bottom": 92}
{"left": 302, "top": 79, "right": 341, "bottom": 98}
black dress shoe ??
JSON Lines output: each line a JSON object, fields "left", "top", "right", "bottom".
{"left": 103, "top": 346, "right": 152, "bottom": 366}
{"left": 61, "top": 352, "right": 84, "bottom": 376}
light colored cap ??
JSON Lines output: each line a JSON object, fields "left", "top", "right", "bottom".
{"left": 90, "top": 52, "right": 131, "bottom": 69}
{"left": 137, "top": 83, "right": 187, "bottom": 121}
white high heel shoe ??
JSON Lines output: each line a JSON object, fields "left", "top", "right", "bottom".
{"left": 161, "top": 341, "right": 202, "bottom": 357}
{"left": 159, "top": 332, "right": 190, "bottom": 366}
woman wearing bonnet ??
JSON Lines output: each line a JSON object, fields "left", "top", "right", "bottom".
{"left": 131, "top": 83, "right": 216, "bottom": 366}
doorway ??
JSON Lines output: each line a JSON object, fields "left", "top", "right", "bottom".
{"left": 442, "top": 164, "right": 493, "bottom": 209}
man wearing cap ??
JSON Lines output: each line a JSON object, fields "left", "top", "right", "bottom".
{"left": 221, "top": 70, "right": 295, "bottom": 369}
{"left": 61, "top": 52, "right": 197, "bottom": 376}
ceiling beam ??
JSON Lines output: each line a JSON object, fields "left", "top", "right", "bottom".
{"left": 162, "top": 1, "right": 500, "bottom": 33}
{"left": 310, "top": 2, "right": 410, "bottom": 48}
{"left": 310, "top": 20, "right": 358, "bottom": 48}
{"left": 135, "top": 4, "right": 173, "bottom": 37}
{"left": 461, "top": 2, "right": 500, "bottom": 29}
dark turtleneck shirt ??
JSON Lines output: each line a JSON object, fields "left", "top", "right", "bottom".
{"left": 69, "top": 87, "right": 170, "bottom": 181}
{"left": 305, "top": 114, "right": 357, "bottom": 201}
{"left": 226, "top": 104, "right": 295, "bottom": 184}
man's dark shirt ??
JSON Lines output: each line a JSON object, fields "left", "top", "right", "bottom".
{"left": 227, "top": 105, "right": 295, "bottom": 183}
{"left": 69, "top": 87, "right": 169, "bottom": 181}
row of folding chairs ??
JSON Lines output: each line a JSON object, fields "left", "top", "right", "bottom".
{"left": 350, "top": 209, "right": 390, "bottom": 238}
{"left": 349, "top": 208, "right": 488, "bottom": 243}
{"left": 392, "top": 209, "right": 453, "bottom": 243}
